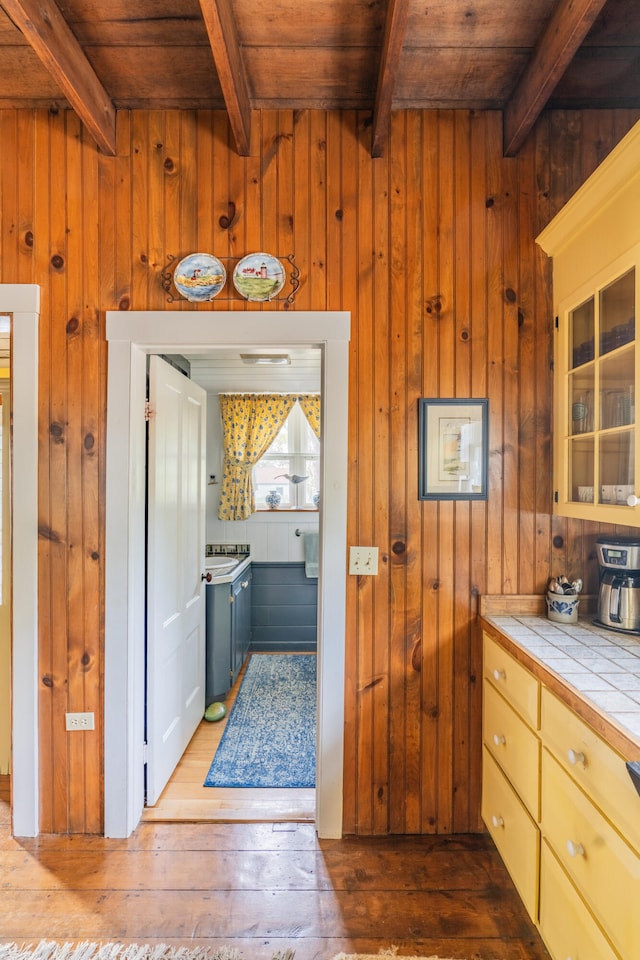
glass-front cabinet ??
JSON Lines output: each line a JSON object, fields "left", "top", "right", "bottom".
{"left": 560, "top": 258, "right": 637, "bottom": 517}
{"left": 537, "top": 119, "right": 640, "bottom": 524}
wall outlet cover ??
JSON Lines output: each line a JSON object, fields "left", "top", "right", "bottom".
{"left": 65, "top": 712, "right": 95, "bottom": 731}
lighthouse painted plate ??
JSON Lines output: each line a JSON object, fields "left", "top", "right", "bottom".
{"left": 173, "top": 253, "right": 226, "bottom": 302}
{"left": 233, "top": 252, "right": 286, "bottom": 302}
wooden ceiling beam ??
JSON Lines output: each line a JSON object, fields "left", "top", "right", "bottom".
{"left": 503, "top": 0, "right": 608, "bottom": 156}
{"left": 2, "top": 0, "right": 116, "bottom": 155}
{"left": 199, "top": 0, "right": 252, "bottom": 156}
{"left": 371, "top": 0, "right": 410, "bottom": 158}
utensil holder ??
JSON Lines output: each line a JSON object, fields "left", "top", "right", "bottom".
{"left": 546, "top": 592, "right": 580, "bottom": 624}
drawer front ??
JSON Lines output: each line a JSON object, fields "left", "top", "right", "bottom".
{"left": 483, "top": 632, "right": 540, "bottom": 728}
{"left": 539, "top": 840, "right": 619, "bottom": 960}
{"left": 482, "top": 745, "right": 539, "bottom": 922}
{"left": 483, "top": 678, "right": 540, "bottom": 820}
{"left": 542, "top": 685, "right": 640, "bottom": 855}
{"left": 542, "top": 748, "right": 640, "bottom": 960}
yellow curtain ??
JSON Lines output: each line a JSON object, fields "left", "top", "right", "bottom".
{"left": 218, "top": 393, "right": 296, "bottom": 520}
{"left": 298, "top": 393, "right": 321, "bottom": 439}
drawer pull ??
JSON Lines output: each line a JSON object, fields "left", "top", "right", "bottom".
{"left": 492, "top": 733, "right": 506, "bottom": 746}
{"left": 566, "top": 839, "right": 585, "bottom": 858}
{"left": 492, "top": 668, "right": 506, "bottom": 682}
{"left": 567, "top": 748, "right": 586, "bottom": 766}
{"left": 491, "top": 814, "right": 504, "bottom": 829}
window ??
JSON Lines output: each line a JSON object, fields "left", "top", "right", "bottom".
{"left": 253, "top": 403, "right": 320, "bottom": 509}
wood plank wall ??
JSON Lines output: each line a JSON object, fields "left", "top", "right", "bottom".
{"left": 1, "top": 107, "right": 638, "bottom": 835}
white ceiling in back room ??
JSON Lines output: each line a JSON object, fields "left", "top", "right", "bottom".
{"left": 183, "top": 347, "right": 322, "bottom": 393}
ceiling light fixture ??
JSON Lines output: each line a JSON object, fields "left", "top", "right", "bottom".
{"left": 240, "top": 354, "right": 291, "bottom": 365}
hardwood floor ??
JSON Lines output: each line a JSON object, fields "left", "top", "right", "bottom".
{"left": 143, "top": 655, "right": 316, "bottom": 823}
{"left": 0, "top": 656, "right": 550, "bottom": 958}
{"left": 143, "top": 719, "right": 316, "bottom": 823}
{"left": 0, "top": 780, "right": 549, "bottom": 959}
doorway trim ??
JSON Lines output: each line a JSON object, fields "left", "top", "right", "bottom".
{"left": 3, "top": 284, "right": 39, "bottom": 837}
{"left": 104, "top": 310, "right": 350, "bottom": 838}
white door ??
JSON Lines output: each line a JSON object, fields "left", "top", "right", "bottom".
{"left": 146, "top": 355, "right": 207, "bottom": 804}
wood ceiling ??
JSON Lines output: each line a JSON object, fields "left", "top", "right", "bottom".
{"left": 0, "top": 0, "right": 638, "bottom": 158}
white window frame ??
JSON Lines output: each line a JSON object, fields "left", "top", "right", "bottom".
{"left": 254, "top": 402, "right": 320, "bottom": 510}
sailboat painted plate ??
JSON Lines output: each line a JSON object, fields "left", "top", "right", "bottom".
{"left": 173, "top": 252, "right": 226, "bottom": 302}
{"left": 233, "top": 252, "right": 286, "bottom": 302}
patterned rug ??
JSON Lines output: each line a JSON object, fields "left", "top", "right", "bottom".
{"left": 0, "top": 947, "right": 460, "bottom": 960}
{"left": 0, "top": 947, "right": 294, "bottom": 960}
{"left": 204, "top": 653, "right": 316, "bottom": 788}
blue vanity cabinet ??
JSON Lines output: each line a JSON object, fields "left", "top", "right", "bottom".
{"left": 205, "top": 563, "right": 252, "bottom": 705}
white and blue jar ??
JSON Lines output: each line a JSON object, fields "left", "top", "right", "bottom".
{"left": 265, "top": 489, "right": 282, "bottom": 510}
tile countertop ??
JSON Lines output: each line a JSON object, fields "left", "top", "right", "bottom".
{"left": 481, "top": 614, "right": 640, "bottom": 752}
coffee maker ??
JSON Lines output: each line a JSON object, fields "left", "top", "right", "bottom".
{"left": 595, "top": 536, "right": 640, "bottom": 635}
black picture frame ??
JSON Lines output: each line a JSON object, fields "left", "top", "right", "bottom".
{"left": 418, "top": 398, "right": 489, "bottom": 500}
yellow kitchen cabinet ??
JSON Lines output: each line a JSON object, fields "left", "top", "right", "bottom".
{"left": 483, "top": 632, "right": 540, "bottom": 729}
{"left": 542, "top": 748, "right": 640, "bottom": 960}
{"left": 482, "top": 745, "right": 540, "bottom": 922}
{"left": 482, "top": 631, "right": 541, "bottom": 922}
{"left": 537, "top": 119, "right": 640, "bottom": 524}
{"left": 539, "top": 839, "right": 619, "bottom": 960}
{"left": 483, "top": 623, "right": 640, "bottom": 958}
{"left": 483, "top": 676, "right": 541, "bottom": 820}
{"left": 542, "top": 685, "right": 640, "bottom": 852}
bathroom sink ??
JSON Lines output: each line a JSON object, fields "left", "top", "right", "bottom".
{"left": 205, "top": 556, "right": 240, "bottom": 572}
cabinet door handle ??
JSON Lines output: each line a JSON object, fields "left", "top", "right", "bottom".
{"left": 491, "top": 815, "right": 504, "bottom": 828}
{"left": 493, "top": 733, "right": 506, "bottom": 746}
{"left": 241, "top": 580, "right": 249, "bottom": 588}
{"left": 493, "top": 668, "right": 506, "bottom": 681}
{"left": 567, "top": 748, "right": 586, "bottom": 766}
{"left": 566, "top": 839, "right": 585, "bottom": 858}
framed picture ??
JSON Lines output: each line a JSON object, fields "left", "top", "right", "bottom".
{"left": 418, "top": 398, "right": 489, "bottom": 500}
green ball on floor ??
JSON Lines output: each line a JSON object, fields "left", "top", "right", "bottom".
{"left": 204, "top": 701, "right": 226, "bottom": 722}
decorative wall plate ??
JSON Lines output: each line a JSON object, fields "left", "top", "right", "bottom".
{"left": 173, "top": 253, "right": 226, "bottom": 302}
{"left": 233, "top": 252, "right": 286, "bottom": 301}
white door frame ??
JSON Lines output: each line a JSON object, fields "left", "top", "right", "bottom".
{"left": 3, "top": 284, "right": 39, "bottom": 837}
{"left": 105, "top": 310, "right": 350, "bottom": 839}
{"left": 0, "top": 375, "right": 12, "bottom": 776}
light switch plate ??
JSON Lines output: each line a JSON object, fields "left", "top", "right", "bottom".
{"left": 349, "top": 546, "right": 379, "bottom": 575}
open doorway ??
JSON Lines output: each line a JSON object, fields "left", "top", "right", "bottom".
{"left": 143, "top": 346, "right": 321, "bottom": 822}
{"left": 104, "top": 310, "right": 350, "bottom": 839}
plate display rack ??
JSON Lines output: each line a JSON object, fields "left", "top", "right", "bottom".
{"left": 161, "top": 252, "right": 299, "bottom": 305}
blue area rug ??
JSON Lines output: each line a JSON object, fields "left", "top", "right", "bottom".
{"left": 204, "top": 653, "right": 316, "bottom": 788}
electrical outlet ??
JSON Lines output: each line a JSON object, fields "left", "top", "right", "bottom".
{"left": 349, "top": 545, "right": 379, "bottom": 575}
{"left": 65, "top": 712, "right": 95, "bottom": 731}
